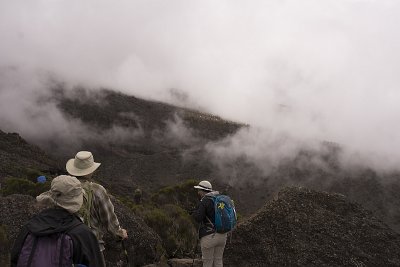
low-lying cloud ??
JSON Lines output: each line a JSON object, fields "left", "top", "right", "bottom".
{"left": 1, "top": 0, "right": 400, "bottom": 171}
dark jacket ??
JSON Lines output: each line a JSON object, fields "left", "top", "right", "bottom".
{"left": 192, "top": 191, "right": 219, "bottom": 239}
{"left": 11, "top": 208, "right": 104, "bottom": 267}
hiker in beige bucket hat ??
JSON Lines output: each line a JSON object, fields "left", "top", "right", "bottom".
{"left": 13, "top": 175, "right": 105, "bottom": 266}
{"left": 66, "top": 151, "right": 128, "bottom": 265}
{"left": 36, "top": 175, "right": 83, "bottom": 213}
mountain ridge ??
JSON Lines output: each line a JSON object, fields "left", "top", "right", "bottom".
{"left": 2, "top": 87, "right": 400, "bottom": 231}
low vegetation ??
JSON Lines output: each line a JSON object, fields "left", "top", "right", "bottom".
{"left": 119, "top": 179, "right": 200, "bottom": 258}
{"left": 0, "top": 170, "right": 225, "bottom": 261}
{"left": 1, "top": 177, "right": 50, "bottom": 197}
{"left": 0, "top": 224, "right": 9, "bottom": 266}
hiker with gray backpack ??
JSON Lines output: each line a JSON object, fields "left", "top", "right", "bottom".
{"left": 191, "top": 180, "right": 237, "bottom": 267}
{"left": 11, "top": 175, "right": 104, "bottom": 267}
{"left": 66, "top": 151, "right": 128, "bottom": 266}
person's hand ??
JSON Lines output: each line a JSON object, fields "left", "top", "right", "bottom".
{"left": 120, "top": 228, "right": 128, "bottom": 240}
{"left": 185, "top": 205, "right": 196, "bottom": 215}
{"left": 186, "top": 208, "right": 195, "bottom": 215}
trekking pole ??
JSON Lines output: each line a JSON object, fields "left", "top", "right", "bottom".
{"left": 121, "top": 239, "right": 130, "bottom": 267}
{"left": 191, "top": 242, "right": 197, "bottom": 267}
{"left": 192, "top": 227, "right": 200, "bottom": 267}
{"left": 192, "top": 240, "right": 197, "bottom": 267}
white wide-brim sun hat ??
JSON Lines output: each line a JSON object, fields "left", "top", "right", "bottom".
{"left": 66, "top": 151, "right": 101, "bottom": 177}
{"left": 194, "top": 180, "right": 213, "bottom": 191}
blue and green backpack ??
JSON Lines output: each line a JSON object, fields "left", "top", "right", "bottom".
{"left": 208, "top": 194, "right": 237, "bottom": 233}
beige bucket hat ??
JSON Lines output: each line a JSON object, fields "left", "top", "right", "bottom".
{"left": 66, "top": 151, "right": 101, "bottom": 177}
{"left": 36, "top": 175, "right": 83, "bottom": 213}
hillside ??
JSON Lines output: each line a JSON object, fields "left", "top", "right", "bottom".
{"left": 50, "top": 88, "right": 400, "bottom": 233}
{"left": 225, "top": 187, "right": 400, "bottom": 266}
{"left": 48, "top": 87, "right": 243, "bottom": 197}
{"left": 0, "top": 130, "right": 61, "bottom": 185}
{"left": 2, "top": 92, "right": 400, "bottom": 265}
{"left": 2, "top": 87, "right": 400, "bottom": 233}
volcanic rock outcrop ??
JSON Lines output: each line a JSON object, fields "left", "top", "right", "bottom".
{"left": 224, "top": 187, "right": 400, "bottom": 266}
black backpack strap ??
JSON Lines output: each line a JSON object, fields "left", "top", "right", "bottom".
{"left": 27, "top": 236, "right": 38, "bottom": 267}
{"left": 60, "top": 219, "right": 82, "bottom": 266}
{"left": 204, "top": 196, "right": 216, "bottom": 232}
{"left": 205, "top": 216, "right": 216, "bottom": 232}
{"left": 66, "top": 218, "right": 83, "bottom": 232}
{"left": 59, "top": 233, "right": 66, "bottom": 267}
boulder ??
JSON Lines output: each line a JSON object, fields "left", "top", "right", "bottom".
{"left": 104, "top": 197, "right": 163, "bottom": 266}
{"left": 224, "top": 187, "right": 400, "bottom": 266}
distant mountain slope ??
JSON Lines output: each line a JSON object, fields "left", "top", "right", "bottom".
{"left": 53, "top": 87, "right": 242, "bottom": 140}
{"left": 225, "top": 187, "right": 400, "bottom": 266}
{"left": 46, "top": 87, "right": 244, "bottom": 196}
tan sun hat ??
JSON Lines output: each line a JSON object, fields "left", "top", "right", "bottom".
{"left": 194, "top": 180, "right": 213, "bottom": 191}
{"left": 66, "top": 151, "right": 101, "bottom": 177}
{"left": 36, "top": 175, "right": 83, "bottom": 213}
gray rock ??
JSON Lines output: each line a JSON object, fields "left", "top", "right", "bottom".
{"left": 168, "top": 258, "right": 202, "bottom": 267}
{"left": 224, "top": 187, "right": 400, "bottom": 267}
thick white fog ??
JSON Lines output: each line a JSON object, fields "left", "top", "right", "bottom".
{"left": 0, "top": 0, "right": 399, "bottom": 171}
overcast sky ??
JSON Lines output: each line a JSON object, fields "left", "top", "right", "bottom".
{"left": 0, "top": 0, "right": 399, "bottom": 171}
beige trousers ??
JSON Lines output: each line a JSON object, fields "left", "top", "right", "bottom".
{"left": 200, "top": 233, "right": 227, "bottom": 267}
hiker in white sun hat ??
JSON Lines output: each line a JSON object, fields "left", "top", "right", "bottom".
{"left": 192, "top": 180, "right": 228, "bottom": 267}
{"left": 66, "top": 151, "right": 128, "bottom": 266}
{"left": 66, "top": 151, "right": 101, "bottom": 177}
{"left": 193, "top": 180, "right": 213, "bottom": 192}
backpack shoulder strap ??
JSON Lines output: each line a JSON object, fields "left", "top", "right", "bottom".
{"left": 26, "top": 235, "right": 38, "bottom": 267}
{"left": 79, "top": 182, "right": 94, "bottom": 228}
{"left": 205, "top": 194, "right": 217, "bottom": 202}
{"left": 204, "top": 195, "right": 217, "bottom": 231}
{"left": 58, "top": 234, "right": 66, "bottom": 267}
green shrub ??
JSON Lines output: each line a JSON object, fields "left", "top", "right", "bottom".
{"left": 162, "top": 204, "right": 197, "bottom": 256}
{"left": 0, "top": 224, "right": 9, "bottom": 266}
{"left": 0, "top": 225, "right": 9, "bottom": 261}
{"left": 2, "top": 164, "right": 45, "bottom": 182}
{"left": 144, "top": 207, "right": 173, "bottom": 230}
{"left": 141, "top": 204, "right": 197, "bottom": 258}
{"left": 119, "top": 179, "right": 245, "bottom": 259}
{"left": 25, "top": 168, "right": 44, "bottom": 182}
{"left": 147, "top": 181, "right": 200, "bottom": 257}
{"left": 151, "top": 179, "right": 199, "bottom": 210}
{"left": 0, "top": 224, "right": 8, "bottom": 247}
{"left": 0, "top": 177, "right": 50, "bottom": 197}
{"left": 120, "top": 179, "right": 244, "bottom": 260}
